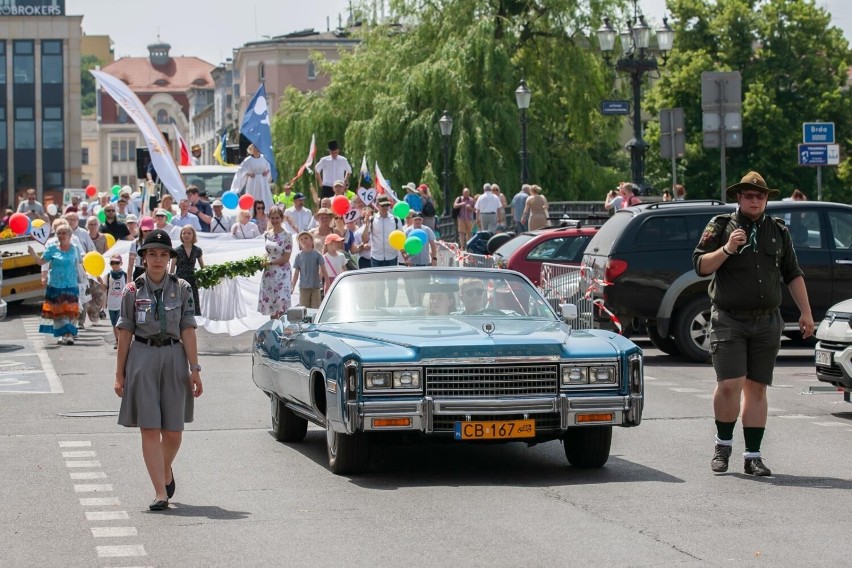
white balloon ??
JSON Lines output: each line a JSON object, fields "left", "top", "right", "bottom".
{"left": 46, "top": 203, "right": 58, "bottom": 216}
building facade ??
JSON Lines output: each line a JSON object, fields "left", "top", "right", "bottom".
{"left": 0, "top": 0, "right": 82, "bottom": 210}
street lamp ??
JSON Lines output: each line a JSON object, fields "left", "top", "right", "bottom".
{"left": 597, "top": 0, "right": 674, "bottom": 191}
{"left": 439, "top": 110, "right": 453, "bottom": 216}
{"left": 515, "top": 79, "right": 531, "bottom": 184}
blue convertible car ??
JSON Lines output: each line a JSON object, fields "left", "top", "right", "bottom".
{"left": 252, "top": 267, "right": 644, "bottom": 474}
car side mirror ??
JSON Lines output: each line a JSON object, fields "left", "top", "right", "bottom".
{"left": 560, "top": 303, "right": 578, "bottom": 322}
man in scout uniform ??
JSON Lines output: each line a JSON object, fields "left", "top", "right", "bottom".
{"left": 693, "top": 171, "right": 814, "bottom": 477}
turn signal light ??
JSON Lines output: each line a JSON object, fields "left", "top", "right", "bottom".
{"left": 576, "top": 413, "right": 613, "bottom": 423}
{"left": 373, "top": 418, "right": 411, "bottom": 428}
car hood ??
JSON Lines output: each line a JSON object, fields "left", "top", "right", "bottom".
{"left": 316, "top": 318, "right": 625, "bottom": 362}
{"left": 816, "top": 299, "right": 852, "bottom": 343}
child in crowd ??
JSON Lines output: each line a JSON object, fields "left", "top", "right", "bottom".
{"left": 291, "top": 231, "right": 327, "bottom": 309}
{"left": 104, "top": 254, "right": 127, "bottom": 349}
{"left": 323, "top": 233, "right": 348, "bottom": 293}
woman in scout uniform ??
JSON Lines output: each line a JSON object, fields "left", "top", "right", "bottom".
{"left": 114, "top": 229, "right": 203, "bottom": 511}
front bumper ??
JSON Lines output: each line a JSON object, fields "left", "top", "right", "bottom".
{"left": 815, "top": 340, "right": 852, "bottom": 390}
{"left": 345, "top": 393, "right": 644, "bottom": 435}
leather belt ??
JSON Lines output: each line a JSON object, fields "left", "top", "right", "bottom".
{"left": 722, "top": 308, "right": 777, "bottom": 318}
{"left": 135, "top": 335, "right": 181, "bottom": 347}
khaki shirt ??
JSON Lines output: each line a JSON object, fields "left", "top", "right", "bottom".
{"left": 692, "top": 211, "right": 804, "bottom": 312}
{"left": 116, "top": 273, "right": 197, "bottom": 339}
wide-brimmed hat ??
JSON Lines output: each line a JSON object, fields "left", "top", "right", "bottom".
{"left": 139, "top": 217, "right": 155, "bottom": 231}
{"left": 725, "top": 171, "right": 780, "bottom": 200}
{"left": 125, "top": 214, "right": 139, "bottom": 223}
{"left": 403, "top": 182, "right": 417, "bottom": 192}
{"left": 137, "top": 229, "right": 177, "bottom": 257}
{"left": 316, "top": 207, "right": 333, "bottom": 217}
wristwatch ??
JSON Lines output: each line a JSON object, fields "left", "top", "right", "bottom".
{"left": 189, "top": 364, "right": 202, "bottom": 372}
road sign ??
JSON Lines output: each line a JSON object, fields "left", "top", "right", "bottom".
{"left": 798, "top": 143, "right": 840, "bottom": 166}
{"left": 701, "top": 72, "right": 742, "bottom": 111}
{"left": 660, "top": 108, "right": 685, "bottom": 159}
{"left": 802, "top": 122, "right": 835, "bottom": 144}
{"left": 600, "top": 100, "right": 630, "bottom": 115}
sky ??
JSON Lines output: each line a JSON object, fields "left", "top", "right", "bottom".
{"left": 69, "top": 0, "right": 852, "bottom": 66}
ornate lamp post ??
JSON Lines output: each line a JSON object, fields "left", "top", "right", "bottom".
{"left": 597, "top": 1, "right": 674, "bottom": 190}
{"left": 515, "top": 79, "right": 531, "bottom": 184}
{"left": 438, "top": 110, "right": 453, "bottom": 216}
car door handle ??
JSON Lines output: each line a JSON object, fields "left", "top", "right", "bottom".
{"left": 836, "top": 259, "right": 852, "bottom": 265}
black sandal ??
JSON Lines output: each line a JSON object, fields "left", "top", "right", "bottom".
{"left": 149, "top": 499, "right": 169, "bottom": 511}
{"left": 166, "top": 469, "right": 175, "bottom": 499}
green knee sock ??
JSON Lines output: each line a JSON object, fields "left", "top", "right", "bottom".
{"left": 743, "top": 427, "right": 765, "bottom": 453}
{"left": 715, "top": 420, "right": 736, "bottom": 442}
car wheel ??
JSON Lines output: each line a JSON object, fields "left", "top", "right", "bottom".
{"left": 326, "top": 424, "right": 370, "bottom": 475}
{"left": 673, "top": 296, "right": 712, "bottom": 363}
{"left": 486, "top": 232, "right": 514, "bottom": 255}
{"left": 271, "top": 394, "right": 308, "bottom": 443}
{"left": 647, "top": 323, "right": 681, "bottom": 356}
{"left": 563, "top": 426, "right": 612, "bottom": 468}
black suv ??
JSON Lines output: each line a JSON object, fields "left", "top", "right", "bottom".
{"left": 582, "top": 200, "right": 852, "bottom": 362}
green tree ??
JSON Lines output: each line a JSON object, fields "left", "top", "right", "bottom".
{"left": 644, "top": 0, "right": 852, "bottom": 202}
{"left": 81, "top": 54, "right": 101, "bottom": 116}
{"left": 272, "top": 0, "right": 627, "bottom": 210}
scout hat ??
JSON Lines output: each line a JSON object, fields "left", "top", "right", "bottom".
{"left": 137, "top": 229, "right": 177, "bottom": 257}
{"left": 376, "top": 195, "right": 391, "bottom": 206}
{"left": 725, "top": 171, "right": 780, "bottom": 200}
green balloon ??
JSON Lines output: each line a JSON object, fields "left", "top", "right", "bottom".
{"left": 165, "top": 211, "right": 173, "bottom": 223}
{"left": 404, "top": 236, "right": 423, "bottom": 255}
{"left": 111, "top": 184, "right": 121, "bottom": 197}
{"left": 392, "top": 201, "right": 410, "bottom": 219}
{"left": 97, "top": 209, "right": 106, "bottom": 223}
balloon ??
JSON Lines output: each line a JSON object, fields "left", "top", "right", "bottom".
{"left": 8, "top": 213, "right": 30, "bottom": 235}
{"left": 104, "top": 233, "right": 116, "bottom": 250}
{"left": 97, "top": 209, "right": 106, "bottom": 223}
{"left": 83, "top": 251, "right": 105, "bottom": 277}
{"left": 111, "top": 195, "right": 118, "bottom": 202}
{"left": 31, "top": 219, "right": 46, "bottom": 228}
{"left": 165, "top": 211, "right": 173, "bottom": 223}
{"left": 331, "top": 195, "right": 350, "bottom": 216}
{"left": 404, "top": 236, "right": 424, "bottom": 255}
{"left": 238, "top": 194, "right": 255, "bottom": 210}
{"left": 388, "top": 230, "right": 406, "bottom": 251}
{"left": 392, "top": 201, "right": 410, "bottom": 219}
{"left": 221, "top": 191, "right": 239, "bottom": 209}
{"left": 409, "top": 228, "right": 429, "bottom": 245}
{"left": 85, "top": 184, "right": 97, "bottom": 197}
{"left": 111, "top": 185, "right": 121, "bottom": 197}
{"left": 46, "top": 203, "right": 58, "bottom": 216}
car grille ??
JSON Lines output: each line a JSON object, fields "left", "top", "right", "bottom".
{"left": 817, "top": 341, "right": 849, "bottom": 378}
{"left": 819, "top": 340, "right": 850, "bottom": 352}
{"left": 425, "top": 364, "right": 559, "bottom": 398}
{"left": 432, "top": 413, "right": 562, "bottom": 433}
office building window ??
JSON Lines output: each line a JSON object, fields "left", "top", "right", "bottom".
{"left": 118, "top": 106, "right": 128, "bottom": 123}
{"left": 44, "top": 171, "right": 63, "bottom": 188}
{"left": 258, "top": 62, "right": 265, "bottom": 82}
{"left": 13, "top": 41, "right": 34, "bottom": 84}
{"left": 0, "top": 42, "right": 6, "bottom": 84}
{"left": 41, "top": 40, "right": 63, "bottom": 84}
{"left": 43, "top": 106, "right": 63, "bottom": 149}
{"left": 111, "top": 140, "right": 119, "bottom": 161}
{"left": 308, "top": 60, "right": 316, "bottom": 80}
{"left": 16, "top": 170, "right": 35, "bottom": 190}
{"left": 82, "top": 148, "right": 89, "bottom": 165}
{"left": 14, "top": 106, "right": 34, "bottom": 149}
{"left": 156, "top": 109, "right": 169, "bottom": 124}
{"left": 82, "top": 178, "right": 89, "bottom": 188}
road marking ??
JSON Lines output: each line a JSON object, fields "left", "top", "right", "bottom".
{"left": 63, "top": 450, "right": 97, "bottom": 458}
{"left": 644, "top": 376, "right": 658, "bottom": 381}
{"left": 670, "top": 387, "right": 703, "bottom": 393}
{"left": 59, "top": 441, "right": 92, "bottom": 448}
{"left": 96, "top": 545, "right": 147, "bottom": 558}
{"left": 66, "top": 460, "right": 102, "bottom": 468}
{"left": 695, "top": 394, "right": 714, "bottom": 399}
{"left": 80, "top": 497, "right": 121, "bottom": 507}
{"left": 768, "top": 407, "right": 785, "bottom": 412}
{"left": 31, "top": 331, "right": 63, "bottom": 394}
{"left": 91, "top": 527, "right": 138, "bottom": 538}
{"left": 776, "top": 415, "right": 815, "bottom": 419}
{"left": 86, "top": 511, "right": 130, "bottom": 521}
{"left": 648, "top": 381, "right": 678, "bottom": 386}
{"left": 812, "top": 421, "right": 846, "bottom": 427}
{"left": 70, "top": 472, "right": 107, "bottom": 480}
{"left": 74, "top": 484, "right": 113, "bottom": 493}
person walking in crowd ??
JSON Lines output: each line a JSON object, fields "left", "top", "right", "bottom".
{"left": 80, "top": 216, "right": 108, "bottom": 329}
{"left": 186, "top": 186, "right": 213, "bottom": 232}
{"left": 257, "top": 206, "right": 292, "bottom": 320}
{"left": 522, "top": 184, "right": 549, "bottom": 230}
{"left": 662, "top": 189, "right": 673, "bottom": 202}
{"left": 115, "top": 197, "right": 130, "bottom": 222}
{"left": 315, "top": 140, "right": 352, "bottom": 199}
{"left": 252, "top": 200, "right": 269, "bottom": 233}
{"left": 693, "top": 171, "right": 814, "bottom": 477}
{"left": 105, "top": 255, "right": 127, "bottom": 349}
{"left": 171, "top": 226, "right": 205, "bottom": 317}
{"left": 354, "top": 208, "right": 372, "bottom": 269}
{"left": 114, "top": 228, "right": 203, "bottom": 511}
{"left": 475, "top": 184, "right": 501, "bottom": 233}
{"left": 292, "top": 231, "right": 327, "bottom": 309}
{"left": 511, "top": 184, "right": 530, "bottom": 233}
{"left": 17, "top": 188, "right": 49, "bottom": 222}
{"left": 153, "top": 209, "right": 174, "bottom": 234}
{"left": 27, "top": 222, "right": 81, "bottom": 345}
{"left": 232, "top": 143, "right": 274, "bottom": 210}
{"left": 171, "top": 199, "right": 202, "bottom": 236}
{"left": 64, "top": 211, "right": 96, "bottom": 254}
{"left": 322, "top": 233, "right": 347, "bottom": 292}
{"left": 362, "top": 195, "right": 400, "bottom": 306}
{"left": 402, "top": 212, "right": 438, "bottom": 305}
{"left": 129, "top": 217, "right": 155, "bottom": 279}
{"left": 491, "top": 184, "right": 508, "bottom": 228}
{"left": 309, "top": 208, "right": 339, "bottom": 251}
{"left": 403, "top": 182, "right": 423, "bottom": 213}
{"left": 99, "top": 204, "right": 131, "bottom": 241}
{"left": 231, "top": 209, "right": 261, "bottom": 239}
{"left": 159, "top": 194, "right": 177, "bottom": 216}
{"left": 273, "top": 182, "right": 296, "bottom": 209}
{"left": 674, "top": 184, "right": 687, "bottom": 201}
{"left": 604, "top": 183, "right": 624, "bottom": 212}
{"left": 621, "top": 182, "right": 642, "bottom": 208}
{"left": 454, "top": 188, "right": 475, "bottom": 249}
{"left": 418, "top": 184, "right": 437, "bottom": 230}
{"left": 125, "top": 214, "right": 140, "bottom": 240}
{"left": 283, "top": 193, "right": 315, "bottom": 234}
{"left": 209, "top": 200, "right": 233, "bottom": 234}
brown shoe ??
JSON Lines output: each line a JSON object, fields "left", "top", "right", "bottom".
{"left": 744, "top": 457, "right": 772, "bottom": 476}
{"left": 711, "top": 444, "right": 732, "bottom": 472}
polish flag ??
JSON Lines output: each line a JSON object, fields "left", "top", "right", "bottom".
{"left": 374, "top": 162, "right": 398, "bottom": 203}
{"left": 289, "top": 134, "right": 316, "bottom": 185}
{"left": 173, "top": 123, "right": 191, "bottom": 166}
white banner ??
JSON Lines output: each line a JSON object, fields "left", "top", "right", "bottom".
{"left": 91, "top": 70, "right": 187, "bottom": 202}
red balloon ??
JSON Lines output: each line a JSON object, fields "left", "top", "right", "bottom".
{"left": 238, "top": 194, "right": 255, "bottom": 210}
{"left": 85, "top": 184, "right": 97, "bottom": 197}
{"left": 331, "top": 195, "right": 350, "bottom": 216}
{"left": 8, "top": 212, "right": 30, "bottom": 235}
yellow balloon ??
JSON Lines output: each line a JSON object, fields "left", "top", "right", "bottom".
{"left": 388, "top": 230, "right": 406, "bottom": 251}
{"left": 31, "top": 219, "right": 45, "bottom": 228}
{"left": 83, "top": 251, "right": 105, "bottom": 277}
{"left": 104, "top": 233, "right": 116, "bottom": 250}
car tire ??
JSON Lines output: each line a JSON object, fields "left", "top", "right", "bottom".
{"left": 486, "top": 233, "right": 514, "bottom": 255}
{"left": 271, "top": 394, "right": 308, "bottom": 443}
{"left": 673, "top": 296, "right": 712, "bottom": 363}
{"left": 326, "top": 425, "right": 370, "bottom": 475}
{"left": 563, "top": 426, "right": 612, "bottom": 468}
{"left": 647, "top": 323, "right": 681, "bottom": 356}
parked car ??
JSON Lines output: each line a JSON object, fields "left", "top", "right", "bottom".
{"left": 252, "top": 267, "right": 644, "bottom": 474}
{"left": 493, "top": 225, "right": 599, "bottom": 285}
{"left": 582, "top": 200, "right": 852, "bottom": 362}
{"left": 178, "top": 165, "right": 240, "bottom": 200}
{"left": 815, "top": 298, "right": 852, "bottom": 399}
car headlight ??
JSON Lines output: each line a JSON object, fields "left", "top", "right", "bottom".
{"left": 589, "top": 366, "right": 616, "bottom": 384}
{"left": 562, "top": 366, "right": 588, "bottom": 385}
{"left": 393, "top": 370, "right": 421, "bottom": 389}
{"left": 364, "top": 371, "right": 392, "bottom": 390}
{"left": 364, "top": 369, "right": 422, "bottom": 391}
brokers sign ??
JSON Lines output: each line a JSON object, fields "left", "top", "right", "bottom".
{"left": 0, "top": 0, "right": 64, "bottom": 16}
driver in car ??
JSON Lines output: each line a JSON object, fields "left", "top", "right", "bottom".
{"left": 457, "top": 278, "right": 488, "bottom": 314}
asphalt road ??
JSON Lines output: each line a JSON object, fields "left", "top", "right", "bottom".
{"left": 2, "top": 303, "right": 851, "bottom": 568}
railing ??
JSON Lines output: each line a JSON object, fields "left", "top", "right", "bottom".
{"left": 435, "top": 241, "right": 495, "bottom": 268}
{"left": 538, "top": 262, "right": 594, "bottom": 329}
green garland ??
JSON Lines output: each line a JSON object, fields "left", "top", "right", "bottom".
{"left": 195, "top": 256, "right": 265, "bottom": 289}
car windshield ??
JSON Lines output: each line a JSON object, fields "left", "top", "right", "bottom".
{"left": 181, "top": 171, "right": 235, "bottom": 199}
{"left": 494, "top": 233, "right": 535, "bottom": 258}
{"left": 317, "top": 269, "right": 558, "bottom": 324}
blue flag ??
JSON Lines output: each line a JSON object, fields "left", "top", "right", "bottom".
{"left": 240, "top": 84, "right": 278, "bottom": 181}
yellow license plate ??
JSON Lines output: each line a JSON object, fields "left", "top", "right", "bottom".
{"left": 454, "top": 419, "right": 535, "bottom": 440}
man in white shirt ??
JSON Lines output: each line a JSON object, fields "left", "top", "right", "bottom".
{"left": 474, "top": 184, "right": 501, "bottom": 233}
{"left": 209, "top": 199, "right": 234, "bottom": 234}
{"left": 171, "top": 199, "right": 202, "bottom": 234}
{"left": 284, "top": 193, "right": 316, "bottom": 234}
{"left": 362, "top": 195, "right": 401, "bottom": 306}
{"left": 315, "top": 140, "right": 352, "bottom": 199}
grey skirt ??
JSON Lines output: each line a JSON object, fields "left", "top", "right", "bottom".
{"left": 118, "top": 341, "right": 194, "bottom": 431}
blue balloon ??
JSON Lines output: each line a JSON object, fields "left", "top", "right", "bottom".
{"left": 221, "top": 191, "right": 239, "bottom": 209}
{"left": 409, "top": 228, "right": 429, "bottom": 245}
{"left": 111, "top": 195, "right": 119, "bottom": 202}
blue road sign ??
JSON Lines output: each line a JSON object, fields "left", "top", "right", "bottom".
{"left": 798, "top": 143, "right": 840, "bottom": 167}
{"left": 802, "top": 122, "right": 835, "bottom": 144}
{"left": 600, "top": 100, "right": 630, "bottom": 115}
